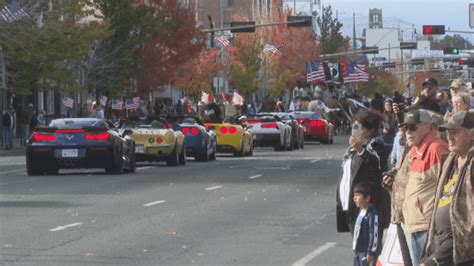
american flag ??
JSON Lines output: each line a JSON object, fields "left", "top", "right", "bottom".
{"left": 126, "top": 97, "right": 140, "bottom": 110}
{"left": 306, "top": 61, "right": 325, "bottom": 83}
{"left": 63, "top": 96, "right": 74, "bottom": 109}
{"left": 1, "top": 0, "right": 28, "bottom": 23}
{"left": 111, "top": 99, "right": 124, "bottom": 110}
{"left": 99, "top": 96, "right": 108, "bottom": 106}
{"left": 343, "top": 62, "right": 369, "bottom": 83}
{"left": 263, "top": 43, "right": 282, "bottom": 56}
{"left": 216, "top": 35, "right": 230, "bottom": 47}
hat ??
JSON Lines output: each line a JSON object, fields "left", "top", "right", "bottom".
{"left": 422, "top": 77, "right": 438, "bottom": 87}
{"left": 401, "top": 109, "right": 432, "bottom": 127}
{"left": 438, "top": 111, "right": 474, "bottom": 131}
{"left": 384, "top": 98, "right": 393, "bottom": 104}
{"left": 449, "top": 79, "right": 467, "bottom": 92}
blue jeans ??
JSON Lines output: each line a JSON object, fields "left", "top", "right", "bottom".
{"left": 353, "top": 252, "right": 373, "bottom": 266}
{"left": 3, "top": 127, "right": 12, "bottom": 149}
{"left": 409, "top": 230, "right": 428, "bottom": 266}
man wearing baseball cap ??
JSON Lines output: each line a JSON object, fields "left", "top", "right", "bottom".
{"left": 421, "top": 111, "right": 474, "bottom": 266}
{"left": 401, "top": 109, "right": 449, "bottom": 266}
{"left": 412, "top": 77, "right": 441, "bottom": 113}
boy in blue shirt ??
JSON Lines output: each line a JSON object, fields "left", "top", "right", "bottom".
{"left": 352, "top": 182, "right": 380, "bottom": 266}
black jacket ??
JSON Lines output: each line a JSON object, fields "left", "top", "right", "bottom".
{"left": 336, "top": 138, "right": 391, "bottom": 232}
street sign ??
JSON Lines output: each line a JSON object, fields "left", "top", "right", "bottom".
{"left": 287, "top": 16, "right": 312, "bottom": 27}
{"left": 470, "top": 4, "right": 474, "bottom": 28}
{"left": 382, "top": 62, "right": 396, "bottom": 68}
{"left": 400, "top": 42, "right": 417, "bottom": 50}
{"left": 411, "top": 58, "right": 425, "bottom": 65}
{"left": 361, "top": 46, "right": 379, "bottom": 54}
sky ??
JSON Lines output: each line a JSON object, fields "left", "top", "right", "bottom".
{"left": 283, "top": 0, "right": 473, "bottom": 41}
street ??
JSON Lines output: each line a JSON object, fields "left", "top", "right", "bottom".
{"left": 1, "top": 136, "right": 353, "bottom": 266}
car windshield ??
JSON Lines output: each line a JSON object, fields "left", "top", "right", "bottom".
{"left": 291, "top": 112, "right": 321, "bottom": 120}
{"left": 49, "top": 118, "right": 105, "bottom": 129}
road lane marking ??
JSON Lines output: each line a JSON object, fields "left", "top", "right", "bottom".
{"left": 310, "top": 159, "right": 321, "bottom": 163}
{"left": 0, "top": 169, "right": 25, "bottom": 175}
{"left": 0, "top": 178, "right": 37, "bottom": 185}
{"left": 292, "top": 242, "right": 337, "bottom": 266}
{"left": 248, "top": 174, "right": 263, "bottom": 180}
{"left": 205, "top": 185, "right": 223, "bottom": 191}
{"left": 143, "top": 200, "right": 166, "bottom": 207}
{"left": 137, "top": 166, "right": 155, "bottom": 171}
{"left": 49, "top": 223, "right": 83, "bottom": 232}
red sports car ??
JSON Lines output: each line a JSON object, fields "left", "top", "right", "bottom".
{"left": 290, "top": 111, "right": 334, "bottom": 144}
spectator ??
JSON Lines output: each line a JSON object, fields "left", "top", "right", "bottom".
{"left": 370, "top": 92, "right": 384, "bottom": 114}
{"left": 175, "top": 100, "right": 184, "bottom": 116}
{"left": 2, "top": 106, "right": 15, "bottom": 150}
{"left": 401, "top": 109, "right": 449, "bottom": 266}
{"left": 436, "top": 90, "right": 451, "bottom": 115}
{"left": 275, "top": 98, "right": 285, "bottom": 112}
{"left": 421, "top": 111, "right": 474, "bottom": 266}
{"left": 449, "top": 79, "right": 468, "bottom": 98}
{"left": 410, "top": 77, "right": 441, "bottom": 113}
{"left": 96, "top": 105, "right": 105, "bottom": 119}
{"left": 393, "top": 91, "right": 405, "bottom": 105}
{"left": 444, "top": 92, "right": 471, "bottom": 121}
{"left": 352, "top": 182, "right": 380, "bottom": 266}
{"left": 382, "top": 98, "right": 397, "bottom": 168}
{"left": 337, "top": 111, "right": 391, "bottom": 259}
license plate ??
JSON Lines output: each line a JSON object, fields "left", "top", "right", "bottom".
{"left": 136, "top": 145, "right": 144, "bottom": 154}
{"left": 62, "top": 149, "right": 78, "bottom": 158}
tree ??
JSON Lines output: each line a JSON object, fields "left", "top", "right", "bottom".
{"left": 174, "top": 48, "right": 223, "bottom": 94}
{"left": 430, "top": 34, "right": 473, "bottom": 50}
{"left": 315, "top": 6, "right": 348, "bottom": 55}
{"left": 358, "top": 68, "right": 404, "bottom": 97}
{"left": 1, "top": 0, "right": 108, "bottom": 95}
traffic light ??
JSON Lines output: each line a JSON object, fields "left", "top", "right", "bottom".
{"left": 459, "top": 59, "right": 465, "bottom": 65}
{"left": 287, "top": 16, "right": 312, "bottom": 27}
{"left": 230, "top": 21, "right": 255, "bottom": 33}
{"left": 422, "top": 25, "right": 445, "bottom": 35}
{"left": 443, "top": 48, "right": 460, "bottom": 55}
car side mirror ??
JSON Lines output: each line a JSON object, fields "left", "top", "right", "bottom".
{"left": 122, "top": 129, "right": 133, "bottom": 137}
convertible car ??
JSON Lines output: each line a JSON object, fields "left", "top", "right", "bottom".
{"left": 290, "top": 111, "right": 334, "bottom": 144}
{"left": 169, "top": 117, "right": 217, "bottom": 162}
{"left": 247, "top": 114, "right": 292, "bottom": 151}
{"left": 204, "top": 122, "right": 253, "bottom": 157}
{"left": 121, "top": 119, "right": 186, "bottom": 166}
{"left": 272, "top": 112, "right": 305, "bottom": 150}
{"left": 26, "top": 118, "right": 136, "bottom": 175}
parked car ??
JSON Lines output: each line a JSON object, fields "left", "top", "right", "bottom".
{"left": 26, "top": 118, "right": 136, "bottom": 175}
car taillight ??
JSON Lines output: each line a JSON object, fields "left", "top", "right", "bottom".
{"left": 297, "top": 118, "right": 305, "bottom": 123}
{"left": 56, "top": 129, "right": 85, "bottom": 133}
{"left": 262, "top": 123, "right": 279, "bottom": 129}
{"left": 310, "top": 120, "right": 324, "bottom": 127}
{"left": 181, "top": 128, "right": 190, "bottom": 135}
{"left": 85, "top": 132, "right": 110, "bottom": 141}
{"left": 32, "top": 132, "right": 56, "bottom": 142}
{"left": 156, "top": 137, "right": 163, "bottom": 144}
{"left": 220, "top": 127, "right": 228, "bottom": 134}
{"left": 190, "top": 128, "right": 199, "bottom": 135}
{"left": 228, "top": 126, "right": 237, "bottom": 134}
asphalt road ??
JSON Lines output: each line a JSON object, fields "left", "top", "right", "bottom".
{"left": 0, "top": 136, "right": 353, "bottom": 266}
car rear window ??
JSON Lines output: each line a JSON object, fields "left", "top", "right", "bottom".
{"left": 49, "top": 119, "right": 105, "bottom": 129}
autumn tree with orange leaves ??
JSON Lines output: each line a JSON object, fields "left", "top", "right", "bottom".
{"left": 174, "top": 48, "right": 224, "bottom": 94}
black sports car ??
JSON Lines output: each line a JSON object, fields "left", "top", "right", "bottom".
{"left": 26, "top": 118, "right": 136, "bottom": 175}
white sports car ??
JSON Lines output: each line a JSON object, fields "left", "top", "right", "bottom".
{"left": 247, "top": 114, "right": 293, "bottom": 151}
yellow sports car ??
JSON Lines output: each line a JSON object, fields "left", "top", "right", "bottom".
{"left": 121, "top": 119, "right": 186, "bottom": 166}
{"left": 204, "top": 123, "right": 253, "bottom": 157}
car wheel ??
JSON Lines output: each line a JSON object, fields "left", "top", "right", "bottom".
{"left": 330, "top": 135, "right": 334, "bottom": 144}
{"left": 233, "top": 142, "right": 245, "bottom": 157}
{"left": 27, "top": 164, "right": 43, "bottom": 176}
{"left": 301, "top": 138, "right": 304, "bottom": 149}
{"left": 106, "top": 146, "right": 124, "bottom": 174}
{"left": 210, "top": 144, "right": 217, "bottom": 161}
{"left": 124, "top": 149, "right": 136, "bottom": 173}
{"left": 166, "top": 143, "right": 179, "bottom": 166}
{"left": 287, "top": 137, "right": 294, "bottom": 151}
{"left": 179, "top": 144, "right": 186, "bottom": 165}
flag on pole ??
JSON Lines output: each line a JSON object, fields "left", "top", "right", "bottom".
{"left": 125, "top": 97, "right": 140, "bottom": 110}
{"left": 216, "top": 35, "right": 231, "bottom": 47}
{"left": 263, "top": 43, "right": 282, "bottom": 56}
{"left": 111, "top": 99, "right": 124, "bottom": 110}
{"left": 343, "top": 62, "right": 369, "bottom": 83}
{"left": 0, "top": 0, "right": 28, "bottom": 23}
{"left": 231, "top": 91, "right": 244, "bottom": 106}
{"left": 99, "top": 96, "right": 108, "bottom": 106}
{"left": 201, "top": 91, "right": 214, "bottom": 104}
{"left": 306, "top": 61, "right": 325, "bottom": 83}
{"left": 63, "top": 96, "right": 74, "bottom": 109}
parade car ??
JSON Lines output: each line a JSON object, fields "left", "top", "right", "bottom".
{"left": 290, "top": 111, "right": 334, "bottom": 144}
{"left": 170, "top": 117, "right": 217, "bottom": 162}
{"left": 204, "top": 122, "right": 253, "bottom": 157}
{"left": 272, "top": 112, "right": 305, "bottom": 150}
{"left": 247, "top": 114, "right": 293, "bottom": 151}
{"left": 121, "top": 119, "right": 186, "bottom": 166}
{"left": 26, "top": 118, "right": 136, "bottom": 175}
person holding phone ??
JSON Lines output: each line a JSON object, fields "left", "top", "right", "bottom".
{"left": 337, "top": 111, "right": 391, "bottom": 262}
